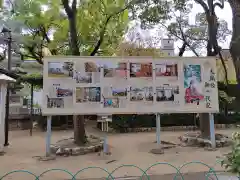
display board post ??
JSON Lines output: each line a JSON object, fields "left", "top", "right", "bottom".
{"left": 156, "top": 113, "right": 161, "bottom": 147}
{"left": 46, "top": 116, "right": 52, "bottom": 157}
{"left": 103, "top": 134, "right": 108, "bottom": 154}
{"left": 209, "top": 113, "right": 216, "bottom": 149}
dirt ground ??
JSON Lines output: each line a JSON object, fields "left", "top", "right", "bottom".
{"left": 0, "top": 124, "right": 236, "bottom": 180}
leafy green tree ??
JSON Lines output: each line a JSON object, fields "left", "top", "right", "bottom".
{"left": 132, "top": 0, "right": 232, "bottom": 140}
{"left": 221, "top": 132, "right": 240, "bottom": 176}
{"left": 5, "top": 0, "right": 129, "bottom": 145}
{"left": 229, "top": 0, "right": 240, "bottom": 86}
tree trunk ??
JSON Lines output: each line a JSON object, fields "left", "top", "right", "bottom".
{"left": 73, "top": 115, "right": 86, "bottom": 145}
{"left": 62, "top": 0, "right": 87, "bottom": 145}
{"left": 198, "top": 12, "right": 219, "bottom": 139}
{"left": 229, "top": 0, "right": 240, "bottom": 85}
{"left": 199, "top": 113, "right": 210, "bottom": 138}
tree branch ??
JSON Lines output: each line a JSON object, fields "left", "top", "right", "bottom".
{"left": 178, "top": 42, "right": 187, "bottom": 56}
{"left": 160, "top": 21, "right": 200, "bottom": 57}
{"left": 90, "top": 3, "right": 130, "bottom": 56}
{"left": 62, "top": 0, "right": 73, "bottom": 17}
{"left": 72, "top": 0, "right": 77, "bottom": 12}
{"left": 25, "top": 46, "right": 43, "bottom": 64}
{"left": 194, "top": 0, "right": 209, "bottom": 14}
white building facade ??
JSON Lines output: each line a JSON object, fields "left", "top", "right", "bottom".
{"left": 161, "top": 38, "right": 175, "bottom": 56}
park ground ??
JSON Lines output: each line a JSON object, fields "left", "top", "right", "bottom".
{"left": 0, "top": 123, "right": 237, "bottom": 180}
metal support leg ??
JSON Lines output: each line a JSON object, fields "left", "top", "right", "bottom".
{"left": 46, "top": 116, "right": 52, "bottom": 157}
{"left": 209, "top": 113, "right": 216, "bottom": 149}
{"left": 156, "top": 113, "right": 161, "bottom": 147}
{"left": 103, "top": 134, "right": 108, "bottom": 154}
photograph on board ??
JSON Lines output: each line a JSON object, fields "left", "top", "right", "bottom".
{"left": 56, "top": 88, "right": 73, "bottom": 97}
{"left": 74, "top": 72, "right": 92, "bottom": 83}
{"left": 130, "top": 63, "right": 152, "bottom": 77}
{"left": 112, "top": 88, "right": 127, "bottom": 97}
{"left": 130, "top": 87, "right": 153, "bottom": 101}
{"left": 103, "top": 62, "right": 127, "bottom": 78}
{"left": 47, "top": 96, "right": 64, "bottom": 108}
{"left": 184, "top": 64, "right": 204, "bottom": 105}
{"left": 48, "top": 62, "right": 73, "bottom": 78}
{"left": 156, "top": 86, "right": 179, "bottom": 102}
{"left": 155, "top": 63, "right": 178, "bottom": 77}
{"left": 76, "top": 87, "right": 101, "bottom": 103}
{"left": 84, "top": 62, "right": 101, "bottom": 72}
{"left": 74, "top": 62, "right": 100, "bottom": 83}
{"left": 103, "top": 98, "right": 119, "bottom": 108}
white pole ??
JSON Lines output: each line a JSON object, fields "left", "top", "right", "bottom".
{"left": 209, "top": 113, "right": 216, "bottom": 148}
{"left": 106, "top": 121, "right": 108, "bottom": 132}
{"left": 46, "top": 116, "right": 52, "bottom": 157}
{"left": 156, "top": 113, "right": 161, "bottom": 147}
{"left": 103, "top": 133, "right": 108, "bottom": 154}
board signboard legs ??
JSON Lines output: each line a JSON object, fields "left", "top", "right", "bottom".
{"left": 46, "top": 116, "right": 52, "bottom": 157}
{"left": 209, "top": 113, "right": 216, "bottom": 149}
{"left": 156, "top": 113, "right": 161, "bottom": 147}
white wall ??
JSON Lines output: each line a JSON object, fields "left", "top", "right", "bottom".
{"left": 33, "top": 90, "right": 43, "bottom": 106}
{"left": 0, "top": 83, "right": 7, "bottom": 151}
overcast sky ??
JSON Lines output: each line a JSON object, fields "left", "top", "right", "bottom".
{"left": 126, "top": 1, "right": 232, "bottom": 56}
{"left": 175, "top": 2, "right": 232, "bottom": 56}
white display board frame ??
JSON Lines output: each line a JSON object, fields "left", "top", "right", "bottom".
{"left": 42, "top": 56, "right": 219, "bottom": 115}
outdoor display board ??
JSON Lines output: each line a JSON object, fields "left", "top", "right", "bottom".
{"left": 42, "top": 56, "right": 219, "bottom": 115}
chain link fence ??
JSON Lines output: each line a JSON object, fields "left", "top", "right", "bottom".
{"left": 0, "top": 161, "right": 239, "bottom": 180}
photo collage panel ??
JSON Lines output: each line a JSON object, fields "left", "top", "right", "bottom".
{"left": 46, "top": 83, "right": 73, "bottom": 108}
{"left": 47, "top": 61, "right": 180, "bottom": 82}
{"left": 155, "top": 63, "right": 178, "bottom": 77}
{"left": 156, "top": 85, "right": 180, "bottom": 103}
{"left": 48, "top": 62, "right": 74, "bottom": 78}
{"left": 130, "top": 87, "right": 154, "bottom": 102}
{"left": 74, "top": 62, "right": 101, "bottom": 84}
{"left": 46, "top": 60, "right": 181, "bottom": 110}
{"left": 102, "top": 87, "right": 128, "bottom": 108}
{"left": 75, "top": 87, "right": 101, "bottom": 103}
{"left": 103, "top": 62, "right": 127, "bottom": 79}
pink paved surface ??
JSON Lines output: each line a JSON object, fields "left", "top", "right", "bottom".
{"left": 0, "top": 126, "right": 235, "bottom": 180}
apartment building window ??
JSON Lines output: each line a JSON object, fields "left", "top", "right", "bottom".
{"left": 23, "top": 98, "right": 28, "bottom": 106}
{"left": 9, "top": 96, "right": 21, "bottom": 103}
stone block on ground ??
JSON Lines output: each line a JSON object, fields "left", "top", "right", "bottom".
{"left": 179, "top": 132, "right": 232, "bottom": 148}
{"left": 150, "top": 148, "right": 164, "bottom": 154}
{"left": 51, "top": 135, "right": 104, "bottom": 157}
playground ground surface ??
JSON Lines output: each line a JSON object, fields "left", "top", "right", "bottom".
{"left": 0, "top": 125, "right": 238, "bottom": 180}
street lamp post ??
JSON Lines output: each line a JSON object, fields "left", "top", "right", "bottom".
{"left": 1, "top": 27, "right": 12, "bottom": 146}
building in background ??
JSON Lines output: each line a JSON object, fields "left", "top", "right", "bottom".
{"left": 161, "top": 38, "right": 175, "bottom": 56}
{"left": 0, "top": 56, "right": 42, "bottom": 121}
{"left": 216, "top": 49, "right": 237, "bottom": 84}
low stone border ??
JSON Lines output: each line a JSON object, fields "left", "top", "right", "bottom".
{"left": 123, "top": 124, "right": 237, "bottom": 133}
{"left": 50, "top": 135, "right": 104, "bottom": 156}
{"left": 179, "top": 132, "right": 232, "bottom": 148}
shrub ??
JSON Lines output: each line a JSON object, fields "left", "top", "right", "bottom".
{"left": 221, "top": 131, "right": 240, "bottom": 177}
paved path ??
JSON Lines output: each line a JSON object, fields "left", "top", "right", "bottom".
{"left": 85, "top": 173, "right": 239, "bottom": 180}
{"left": 75, "top": 172, "right": 239, "bottom": 180}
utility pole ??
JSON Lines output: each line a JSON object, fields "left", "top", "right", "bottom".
{"left": 4, "top": 29, "right": 12, "bottom": 146}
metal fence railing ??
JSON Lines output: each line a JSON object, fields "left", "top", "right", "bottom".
{"left": 0, "top": 161, "right": 239, "bottom": 180}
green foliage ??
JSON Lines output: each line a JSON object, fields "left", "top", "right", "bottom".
{"left": 219, "top": 90, "right": 236, "bottom": 104}
{"left": 8, "top": 0, "right": 128, "bottom": 60}
{"left": 221, "top": 132, "right": 240, "bottom": 176}
{"left": 21, "top": 73, "right": 43, "bottom": 89}
{"left": 165, "top": 11, "right": 231, "bottom": 55}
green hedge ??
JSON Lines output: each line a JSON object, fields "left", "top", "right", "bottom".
{"left": 111, "top": 113, "right": 240, "bottom": 130}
